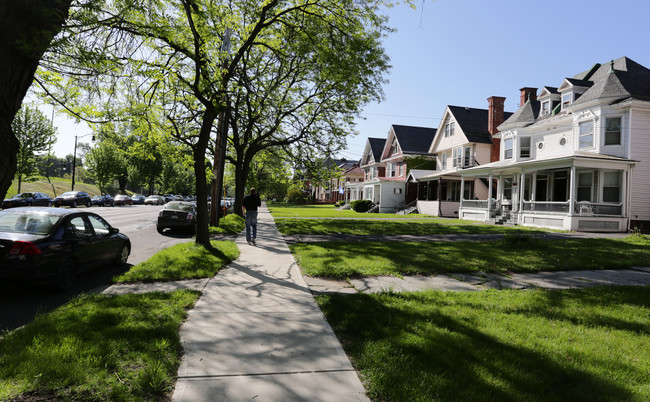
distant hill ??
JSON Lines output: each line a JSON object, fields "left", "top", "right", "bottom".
{"left": 6, "top": 176, "right": 103, "bottom": 199}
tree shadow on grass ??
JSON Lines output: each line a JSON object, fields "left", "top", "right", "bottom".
{"left": 318, "top": 290, "right": 647, "bottom": 401}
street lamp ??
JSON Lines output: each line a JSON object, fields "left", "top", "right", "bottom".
{"left": 71, "top": 133, "right": 94, "bottom": 190}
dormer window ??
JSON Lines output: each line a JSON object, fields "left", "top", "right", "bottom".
{"left": 561, "top": 93, "right": 572, "bottom": 110}
{"left": 541, "top": 100, "right": 551, "bottom": 116}
{"left": 444, "top": 122, "right": 455, "bottom": 137}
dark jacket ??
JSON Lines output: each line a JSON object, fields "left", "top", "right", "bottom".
{"left": 243, "top": 193, "right": 261, "bottom": 211}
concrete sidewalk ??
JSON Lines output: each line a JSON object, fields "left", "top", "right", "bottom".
{"left": 170, "top": 205, "right": 368, "bottom": 401}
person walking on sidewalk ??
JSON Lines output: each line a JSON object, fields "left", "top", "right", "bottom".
{"left": 242, "top": 188, "right": 261, "bottom": 245}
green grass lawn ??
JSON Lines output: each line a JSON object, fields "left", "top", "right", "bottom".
{"left": 7, "top": 176, "right": 103, "bottom": 198}
{"left": 114, "top": 240, "right": 239, "bottom": 283}
{"left": 316, "top": 286, "right": 650, "bottom": 401}
{"left": 0, "top": 290, "right": 200, "bottom": 401}
{"left": 275, "top": 217, "right": 545, "bottom": 235}
{"left": 267, "top": 202, "right": 434, "bottom": 219}
{"left": 209, "top": 213, "right": 245, "bottom": 235}
{"left": 290, "top": 235, "right": 650, "bottom": 278}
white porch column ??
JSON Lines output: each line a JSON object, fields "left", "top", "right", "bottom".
{"left": 569, "top": 165, "right": 576, "bottom": 216}
{"left": 531, "top": 172, "right": 537, "bottom": 202}
{"left": 460, "top": 177, "right": 465, "bottom": 209}
{"left": 487, "top": 174, "right": 493, "bottom": 213}
{"left": 519, "top": 173, "right": 525, "bottom": 213}
{"left": 622, "top": 167, "right": 628, "bottom": 217}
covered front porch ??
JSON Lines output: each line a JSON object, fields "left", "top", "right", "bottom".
{"left": 407, "top": 170, "right": 488, "bottom": 218}
{"left": 458, "top": 155, "right": 636, "bottom": 232}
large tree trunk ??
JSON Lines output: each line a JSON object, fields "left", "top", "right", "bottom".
{"left": 194, "top": 108, "right": 218, "bottom": 247}
{"left": 233, "top": 150, "right": 251, "bottom": 217}
{"left": 0, "top": 1, "right": 72, "bottom": 199}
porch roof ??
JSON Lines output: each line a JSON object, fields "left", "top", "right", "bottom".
{"left": 406, "top": 169, "right": 435, "bottom": 182}
{"left": 457, "top": 151, "right": 637, "bottom": 177}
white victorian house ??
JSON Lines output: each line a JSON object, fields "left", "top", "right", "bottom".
{"left": 458, "top": 57, "right": 650, "bottom": 232}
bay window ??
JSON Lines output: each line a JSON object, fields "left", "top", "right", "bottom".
{"left": 604, "top": 117, "right": 622, "bottom": 145}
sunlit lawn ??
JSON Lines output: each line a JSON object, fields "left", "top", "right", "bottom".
{"left": 267, "top": 202, "right": 435, "bottom": 218}
{"left": 316, "top": 286, "right": 650, "bottom": 401}
{"left": 276, "top": 217, "right": 545, "bottom": 235}
{"left": 114, "top": 240, "right": 239, "bottom": 283}
{"left": 0, "top": 291, "right": 200, "bottom": 401}
{"left": 290, "top": 235, "right": 650, "bottom": 278}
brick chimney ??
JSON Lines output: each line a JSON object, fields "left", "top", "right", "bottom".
{"left": 519, "top": 87, "right": 537, "bottom": 107}
{"left": 487, "top": 96, "right": 506, "bottom": 162}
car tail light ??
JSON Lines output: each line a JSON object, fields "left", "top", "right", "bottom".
{"left": 9, "top": 241, "right": 42, "bottom": 256}
{"left": 186, "top": 213, "right": 194, "bottom": 220}
{"left": 159, "top": 210, "right": 164, "bottom": 217}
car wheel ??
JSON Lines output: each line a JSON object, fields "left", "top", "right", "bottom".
{"left": 86, "top": 200, "right": 91, "bottom": 207}
{"left": 116, "top": 244, "right": 130, "bottom": 265}
{"left": 157, "top": 226, "right": 164, "bottom": 234}
{"left": 72, "top": 201, "right": 77, "bottom": 208}
{"left": 53, "top": 258, "right": 77, "bottom": 291}
{"left": 47, "top": 201, "right": 53, "bottom": 207}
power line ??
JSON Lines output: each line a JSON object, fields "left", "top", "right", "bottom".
{"left": 360, "top": 112, "right": 442, "bottom": 120}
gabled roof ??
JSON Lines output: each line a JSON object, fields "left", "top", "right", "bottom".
{"left": 501, "top": 57, "right": 650, "bottom": 127}
{"left": 343, "top": 165, "right": 364, "bottom": 176}
{"left": 390, "top": 125, "right": 437, "bottom": 155}
{"left": 500, "top": 99, "right": 541, "bottom": 128}
{"left": 368, "top": 138, "right": 385, "bottom": 161}
{"left": 361, "top": 137, "right": 386, "bottom": 165}
{"left": 539, "top": 86, "right": 559, "bottom": 96}
{"left": 448, "top": 106, "right": 513, "bottom": 143}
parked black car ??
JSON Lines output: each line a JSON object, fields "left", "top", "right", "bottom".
{"left": 131, "top": 194, "right": 146, "bottom": 205}
{"left": 53, "top": 191, "right": 92, "bottom": 208}
{"left": 157, "top": 201, "right": 196, "bottom": 234}
{"left": 90, "top": 194, "right": 115, "bottom": 207}
{"left": 0, "top": 207, "right": 130, "bottom": 290}
{"left": 2, "top": 192, "right": 53, "bottom": 209}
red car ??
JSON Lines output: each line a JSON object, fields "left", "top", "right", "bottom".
{"left": 113, "top": 195, "right": 132, "bottom": 206}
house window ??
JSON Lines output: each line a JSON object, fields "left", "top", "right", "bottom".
{"left": 441, "top": 154, "right": 447, "bottom": 170}
{"left": 602, "top": 171, "right": 620, "bottom": 203}
{"left": 519, "top": 137, "right": 531, "bottom": 158}
{"left": 503, "top": 177, "right": 513, "bottom": 200}
{"left": 463, "top": 181, "right": 474, "bottom": 200}
{"left": 577, "top": 172, "right": 593, "bottom": 202}
{"left": 561, "top": 93, "right": 572, "bottom": 110}
{"left": 604, "top": 117, "right": 622, "bottom": 146}
{"left": 386, "top": 162, "right": 395, "bottom": 177}
{"left": 578, "top": 121, "right": 594, "bottom": 149}
{"left": 394, "top": 188, "right": 403, "bottom": 194}
{"left": 504, "top": 138, "right": 513, "bottom": 159}
{"left": 541, "top": 100, "right": 550, "bottom": 116}
{"left": 452, "top": 147, "right": 462, "bottom": 167}
{"left": 444, "top": 122, "right": 455, "bottom": 137}
{"left": 398, "top": 162, "right": 404, "bottom": 177}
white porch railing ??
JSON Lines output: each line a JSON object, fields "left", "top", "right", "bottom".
{"left": 461, "top": 200, "right": 488, "bottom": 209}
{"left": 573, "top": 202, "right": 623, "bottom": 216}
{"left": 522, "top": 201, "right": 570, "bottom": 213}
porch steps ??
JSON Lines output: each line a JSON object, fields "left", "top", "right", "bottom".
{"left": 396, "top": 206, "right": 418, "bottom": 215}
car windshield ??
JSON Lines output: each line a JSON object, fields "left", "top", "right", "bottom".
{"left": 92, "top": 196, "right": 102, "bottom": 200}
{"left": 0, "top": 211, "right": 59, "bottom": 235}
{"left": 13, "top": 193, "right": 34, "bottom": 199}
{"left": 166, "top": 202, "right": 193, "bottom": 212}
{"left": 60, "top": 192, "right": 76, "bottom": 197}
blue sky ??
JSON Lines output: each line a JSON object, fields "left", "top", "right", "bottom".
{"left": 337, "top": 0, "right": 650, "bottom": 161}
{"left": 46, "top": 0, "right": 650, "bottom": 159}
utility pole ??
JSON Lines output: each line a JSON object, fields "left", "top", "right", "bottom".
{"left": 210, "top": 28, "right": 231, "bottom": 227}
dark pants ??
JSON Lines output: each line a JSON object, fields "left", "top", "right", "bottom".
{"left": 245, "top": 210, "right": 258, "bottom": 242}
